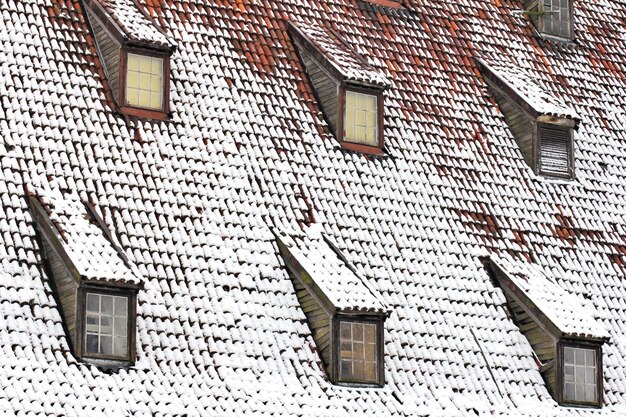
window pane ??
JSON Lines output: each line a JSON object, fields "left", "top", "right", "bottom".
{"left": 86, "top": 294, "right": 99, "bottom": 313}
{"left": 127, "top": 53, "right": 139, "bottom": 71}
{"left": 115, "top": 297, "right": 127, "bottom": 316}
{"left": 101, "top": 295, "right": 113, "bottom": 315}
{"left": 114, "top": 337, "right": 128, "bottom": 356}
{"left": 86, "top": 314, "right": 99, "bottom": 333}
{"left": 114, "top": 317, "right": 127, "bottom": 337}
{"left": 100, "top": 336, "right": 113, "bottom": 355}
{"left": 86, "top": 334, "right": 99, "bottom": 353}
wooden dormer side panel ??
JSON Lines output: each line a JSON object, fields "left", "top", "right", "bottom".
{"left": 85, "top": 6, "right": 122, "bottom": 103}
{"left": 28, "top": 196, "right": 81, "bottom": 352}
{"left": 292, "top": 38, "right": 341, "bottom": 137}
{"left": 485, "top": 79, "right": 536, "bottom": 170}
{"left": 276, "top": 237, "right": 334, "bottom": 371}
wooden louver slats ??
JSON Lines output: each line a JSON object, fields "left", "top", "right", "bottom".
{"left": 539, "top": 125, "right": 570, "bottom": 177}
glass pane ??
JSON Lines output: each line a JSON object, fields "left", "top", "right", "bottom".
{"left": 564, "top": 365, "right": 574, "bottom": 382}
{"left": 86, "top": 314, "right": 99, "bottom": 333}
{"left": 585, "top": 349, "right": 595, "bottom": 366}
{"left": 114, "top": 317, "right": 127, "bottom": 337}
{"left": 138, "top": 91, "right": 151, "bottom": 108}
{"left": 86, "top": 334, "right": 99, "bottom": 353}
{"left": 565, "top": 383, "right": 575, "bottom": 400}
{"left": 564, "top": 347, "right": 574, "bottom": 364}
{"left": 353, "top": 323, "right": 363, "bottom": 340}
{"left": 340, "top": 359, "right": 352, "bottom": 379}
{"left": 340, "top": 322, "right": 351, "bottom": 340}
{"left": 575, "top": 366, "right": 585, "bottom": 383}
{"left": 340, "top": 341, "right": 352, "bottom": 359}
{"left": 575, "top": 384, "right": 584, "bottom": 401}
{"left": 365, "top": 341, "right": 376, "bottom": 361}
{"left": 585, "top": 367, "right": 595, "bottom": 384}
{"left": 151, "top": 76, "right": 162, "bottom": 92}
{"left": 115, "top": 297, "right": 128, "bottom": 317}
{"left": 353, "top": 342, "right": 364, "bottom": 360}
{"left": 150, "top": 94, "right": 162, "bottom": 110}
{"left": 86, "top": 293, "right": 99, "bottom": 313}
{"left": 352, "top": 361, "right": 364, "bottom": 380}
{"left": 585, "top": 385, "right": 597, "bottom": 402}
{"left": 139, "top": 55, "right": 152, "bottom": 72}
{"left": 100, "top": 336, "right": 113, "bottom": 355}
{"left": 127, "top": 53, "right": 139, "bottom": 71}
{"left": 139, "top": 74, "right": 151, "bottom": 90}
{"left": 127, "top": 71, "right": 139, "bottom": 88}
{"left": 101, "top": 295, "right": 113, "bottom": 315}
{"left": 114, "top": 337, "right": 128, "bottom": 356}
{"left": 364, "top": 362, "right": 377, "bottom": 381}
{"left": 100, "top": 316, "right": 113, "bottom": 335}
{"left": 575, "top": 349, "right": 585, "bottom": 365}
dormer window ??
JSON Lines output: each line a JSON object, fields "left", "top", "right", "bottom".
{"left": 125, "top": 52, "right": 165, "bottom": 111}
{"left": 526, "top": 0, "right": 573, "bottom": 39}
{"left": 276, "top": 228, "right": 388, "bottom": 386}
{"left": 341, "top": 88, "right": 383, "bottom": 150}
{"left": 288, "top": 21, "right": 388, "bottom": 155}
{"left": 28, "top": 186, "right": 142, "bottom": 366}
{"left": 83, "top": 0, "right": 175, "bottom": 120}
{"left": 489, "top": 256, "right": 609, "bottom": 407}
{"left": 477, "top": 59, "right": 579, "bottom": 179}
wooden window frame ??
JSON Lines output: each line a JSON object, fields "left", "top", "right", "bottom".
{"left": 77, "top": 285, "right": 137, "bottom": 363}
{"left": 332, "top": 314, "right": 385, "bottom": 386}
{"left": 337, "top": 83, "right": 385, "bottom": 155}
{"left": 534, "top": 0, "right": 575, "bottom": 40}
{"left": 118, "top": 47, "right": 170, "bottom": 120}
{"left": 535, "top": 122, "right": 574, "bottom": 179}
{"left": 556, "top": 340, "right": 603, "bottom": 407}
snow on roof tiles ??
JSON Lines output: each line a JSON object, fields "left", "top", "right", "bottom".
{"left": 30, "top": 182, "right": 142, "bottom": 286}
{"left": 0, "top": 0, "right": 625, "bottom": 415}
{"left": 85, "top": 0, "right": 175, "bottom": 49}
{"left": 277, "top": 225, "right": 388, "bottom": 313}
{"left": 289, "top": 21, "right": 390, "bottom": 87}
{"left": 477, "top": 58, "right": 580, "bottom": 121}
{"left": 491, "top": 255, "right": 610, "bottom": 341}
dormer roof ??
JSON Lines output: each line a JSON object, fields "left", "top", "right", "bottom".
{"left": 84, "top": 0, "right": 176, "bottom": 51}
{"left": 288, "top": 21, "right": 389, "bottom": 88}
{"left": 476, "top": 58, "right": 580, "bottom": 124}
{"left": 276, "top": 226, "right": 388, "bottom": 314}
{"left": 490, "top": 255, "right": 609, "bottom": 342}
{"left": 28, "top": 183, "right": 142, "bottom": 287}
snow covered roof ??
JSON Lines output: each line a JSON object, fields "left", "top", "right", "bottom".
{"left": 276, "top": 226, "right": 388, "bottom": 314}
{"left": 84, "top": 0, "right": 175, "bottom": 50}
{"left": 477, "top": 58, "right": 580, "bottom": 122}
{"left": 0, "top": 0, "right": 625, "bottom": 415}
{"left": 490, "top": 255, "right": 610, "bottom": 342}
{"left": 28, "top": 182, "right": 142, "bottom": 287}
{"left": 288, "top": 21, "right": 390, "bottom": 87}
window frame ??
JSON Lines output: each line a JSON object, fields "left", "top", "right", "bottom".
{"left": 332, "top": 314, "right": 385, "bottom": 386}
{"left": 337, "top": 83, "right": 384, "bottom": 155}
{"left": 557, "top": 340, "right": 603, "bottom": 407}
{"left": 119, "top": 47, "right": 170, "bottom": 120}
{"left": 533, "top": 0, "right": 575, "bottom": 40}
{"left": 535, "top": 122, "right": 574, "bottom": 179}
{"left": 77, "top": 285, "right": 137, "bottom": 363}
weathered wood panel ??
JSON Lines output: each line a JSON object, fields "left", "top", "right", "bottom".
{"left": 291, "top": 275, "right": 332, "bottom": 367}
{"left": 489, "top": 83, "right": 535, "bottom": 169}
{"left": 41, "top": 237, "right": 79, "bottom": 349}
{"left": 86, "top": 8, "right": 122, "bottom": 102}
{"left": 299, "top": 48, "right": 339, "bottom": 135}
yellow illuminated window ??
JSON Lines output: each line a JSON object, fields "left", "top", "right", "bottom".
{"left": 344, "top": 91, "right": 378, "bottom": 146}
{"left": 125, "top": 53, "right": 164, "bottom": 110}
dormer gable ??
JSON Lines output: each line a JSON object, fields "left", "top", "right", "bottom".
{"left": 489, "top": 255, "right": 609, "bottom": 407}
{"left": 275, "top": 226, "right": 389, "bottom": 386}
{"left": 288, "top": 21, "right": 389, "bottom": 155}
{"left": 27, "top": 183, "right": 142, "bottom": 366}
{"left": 477, "top": 59, "right": 580, "bottom": 179}
{"left": 83, "top": 0, "right": 176, "bottom": 120}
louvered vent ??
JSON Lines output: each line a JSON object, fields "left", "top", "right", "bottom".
{"left": 539, "top": 125, "right": 571, "bottom": 178}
